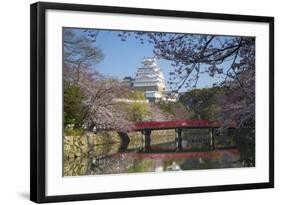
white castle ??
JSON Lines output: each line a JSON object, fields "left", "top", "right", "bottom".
{"left": 123, "top": 57, "right": 178, "bottom": 102}
{"left": 133, "top": 57, "right": 166, "bottom": 94}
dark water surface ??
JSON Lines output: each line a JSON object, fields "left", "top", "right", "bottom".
{"left": 64, "top": 128, "right": 255, "bottom": 176}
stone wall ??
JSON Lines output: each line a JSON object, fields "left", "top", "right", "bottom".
{"left": 64, "top": 135, "right": 92, "bottom": 159}
{"left": 64, "top": 131, "right": 121, "bottom": 159}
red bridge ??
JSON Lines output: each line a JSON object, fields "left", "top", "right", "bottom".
{"left": 133, "top": 120, "right": 235, "bottom": 131}
{"left": 96, "top": 120, "right": 237, "bottom": 151}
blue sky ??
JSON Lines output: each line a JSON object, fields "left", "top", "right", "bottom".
{"left": 67, "top": 28, "right": 225, "bottom": 91}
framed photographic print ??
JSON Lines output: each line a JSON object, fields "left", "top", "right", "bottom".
{"left": 30, "top": 1, "right": 274, "bottom": 203}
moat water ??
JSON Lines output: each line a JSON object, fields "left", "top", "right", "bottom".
{"left": 64, "top": 128, "right": 255, "bottom": 176}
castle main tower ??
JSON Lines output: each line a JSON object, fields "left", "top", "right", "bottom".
{"left": 133, "top": 57, "right": 166, "bottom": 93}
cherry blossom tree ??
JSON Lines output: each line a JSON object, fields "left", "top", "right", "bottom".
{"left": 63, "top": 29, "right": 103, "bottom": 83}
{"left": 63, "top": 29, "right": 131, "bottom": 131}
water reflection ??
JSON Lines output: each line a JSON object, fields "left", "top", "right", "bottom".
{"left": 64, "top": 128, "right": 255, "bottom": 176}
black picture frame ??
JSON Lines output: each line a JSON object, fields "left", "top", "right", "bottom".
{"left": 30, "top": 1, "right": 274, "bottom": 203}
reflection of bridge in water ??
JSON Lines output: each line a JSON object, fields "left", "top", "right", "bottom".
{"left": 91, "top": 147, "right": 241, "bottom": 172}
{"left": 116, "top": 120, "right": 237, "bottom": 151}
{"left": 112, "top": 148, "right": 240, "bottom": 160}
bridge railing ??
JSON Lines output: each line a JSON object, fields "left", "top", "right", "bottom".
{"left": 133, "top": 120, "right": 227, "bottom": 130}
